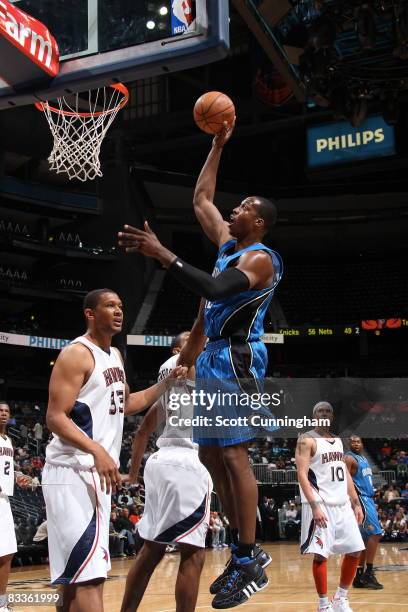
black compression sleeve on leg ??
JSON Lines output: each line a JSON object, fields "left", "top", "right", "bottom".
{"left": 168, "top": 258, "right": 250, "bottom": 301}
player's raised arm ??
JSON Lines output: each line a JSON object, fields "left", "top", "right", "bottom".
{"left": 128, "top": 401, "right": 166, "bottom": 483}
{"left": 46, "top": 343, "right": 121, "bottom": 493}
{"left": 295, "top": 434, "right": 328, "bottom": 528}
{"left": 193, "top": 122, "right": 234, "bottom": 247}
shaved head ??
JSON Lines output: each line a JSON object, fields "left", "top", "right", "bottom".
{"left": 253, "top": 196, "right": 278, "bottom": 232}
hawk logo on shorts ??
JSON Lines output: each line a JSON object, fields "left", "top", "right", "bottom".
{"left": 102, "top": 547, "right": 109, "bottom": 562}
{"left": 315, "top": 536, "right": 323, "bottom": 549}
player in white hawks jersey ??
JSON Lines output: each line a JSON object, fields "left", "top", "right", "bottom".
{"left": 43, "top": 289, "right": 186, "bottom": 612}
{"left": 121, "top": 329, "right": 212, "bottom": 612}
{"left": 296, "top": 402, "right": 365, "bottom": 612}
{"left": 0, "top": 402, "right": 31, "bottom": 612}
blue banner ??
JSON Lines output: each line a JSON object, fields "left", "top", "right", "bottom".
{"left": 307, "top": 116, "right": 396, "bottom": 168}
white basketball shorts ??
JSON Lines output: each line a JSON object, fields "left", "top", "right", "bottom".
{"left": 138, "top": 446, "right": 212, "bottom": 548}
{"left": 42, "top": 463, "right": 111, "bottom": 584}
{"left": 300, "top": 501, "right": 365, "bottom": 558}
{"left": 0, "top": 494, "right": 17, "bottom": 557}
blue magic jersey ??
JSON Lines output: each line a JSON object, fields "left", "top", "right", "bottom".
{"left": 204, "top": 240, "right": 283, "bottom": 341}
{"left": 346, "top": 451, "right": 375, "bottom": 497}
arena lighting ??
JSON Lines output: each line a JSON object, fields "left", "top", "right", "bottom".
{"left": 159, "top": 6, "right": 168, "bottom": 16}
{"left": 308, "top": 15, "right": 336, "bottom": 51}
{"left": 355, "top": 4, "right": 377, "bottom": 50}
{"left": 146, "top": 20, "right": 156, "bottom": 30}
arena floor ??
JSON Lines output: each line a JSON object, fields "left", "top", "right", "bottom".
{"left": 8, "top": 542, "right": 408, "bottom": 611}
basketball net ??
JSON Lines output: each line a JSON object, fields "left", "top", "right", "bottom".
{"left": 35, "top": 83, "right": 129, "bottom": 182}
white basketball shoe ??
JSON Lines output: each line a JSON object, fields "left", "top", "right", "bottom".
{"left": 332, "top": 594, "right": 353, "bottom": 611}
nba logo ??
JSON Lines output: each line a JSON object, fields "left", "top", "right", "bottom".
{"left": 171, "top": 0, "right": 196, "bottom": 34}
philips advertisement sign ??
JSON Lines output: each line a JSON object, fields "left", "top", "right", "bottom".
{"left": 307, "top": 116, "right": 396, "bottom": 168}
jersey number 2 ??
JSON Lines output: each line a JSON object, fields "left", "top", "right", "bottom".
{"left": 109, "top": 390, "right": 124, "bottom": 415}
{"left": 4, "top": 461, "right": 10, "bottom": 475}
{"left": 331, "top": 466, "right": 345, "bottom": 482}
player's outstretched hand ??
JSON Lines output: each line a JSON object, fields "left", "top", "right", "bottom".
{"left": 312, "top": 505, "right": 328, "bottom": 528}
{"left": 120, "top": 473, "right": 143, "bottom": 486}
{"left": 353, "top": 504, "right": 364, "bottom": 525}
{"left": 92, "top": 445, "right": 122, "bottom": 495}
{"left": 166, "top": 365, "right": 188, "bottom": 385}
{"left": 118, "top": 222, "right": 163, "bottom": 258}
{"left": 212, "top": 118, "right": 236, "bottom": 149}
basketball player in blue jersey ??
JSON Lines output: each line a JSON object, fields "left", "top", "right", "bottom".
{"left": 119, "top": 121, "right": 283, "bottom": 609}
{"left": 345, "top": 436, "right": 384, "bottom": 590}
{"left": 43, "top": 288, "right": 186, "bottom": 612}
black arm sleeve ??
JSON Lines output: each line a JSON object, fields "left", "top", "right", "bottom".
{"left": 168, "top": 258, "right": 250, "bottom": 300}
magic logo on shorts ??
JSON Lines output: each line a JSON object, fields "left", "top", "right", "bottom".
{"left": 315, "top": 535, "right": 323, "bottom": 549}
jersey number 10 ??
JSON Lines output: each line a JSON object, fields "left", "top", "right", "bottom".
{"left": 331, "top": 466, "right": 345, "bottom": 482}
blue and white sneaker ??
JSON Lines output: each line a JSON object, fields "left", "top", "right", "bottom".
{"left": 210, "top": 544, "right": 271, "bottom": 594}
{"left": 211, "top": 556, "right": 269, "bottom": 609}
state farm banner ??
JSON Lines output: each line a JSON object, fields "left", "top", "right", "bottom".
{"left": 0, "top": 0, "right": 59, "bottom": 88}
{"left": 0, "top": 331, "right": 27, "bottom": 346}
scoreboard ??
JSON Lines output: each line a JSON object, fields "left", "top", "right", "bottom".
{"left": 277, "top": 325, "right": 361, "bottom": 337}
{"left": 275, "top": 319, "right": 407, "bottom": 338}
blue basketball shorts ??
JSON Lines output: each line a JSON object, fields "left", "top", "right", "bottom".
{"left": 193, "top": 338, "right": 278, "bottom": 447}
{"left": 359, "top": 495, "right": 383, "bottom": 538}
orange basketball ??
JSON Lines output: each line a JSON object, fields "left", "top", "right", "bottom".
{"left": 193, "top": 91, "right": 235, "bottom": 134}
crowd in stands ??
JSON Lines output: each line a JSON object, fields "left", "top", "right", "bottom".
{"left": 248, "top": 439, "right": 297, "bottom": 471}
{"left": 376, "top": 442, "right": 408, "bottom": 471}
{"left": 374, "top": 483, "right": 408, "bottom": 542}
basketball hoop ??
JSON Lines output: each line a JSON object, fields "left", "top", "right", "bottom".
{"left": 35, "top": 83, "right": 129, "bottom": 182}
